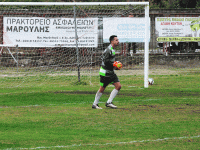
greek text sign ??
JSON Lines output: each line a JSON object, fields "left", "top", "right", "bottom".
{"left": 103, "top": 17, "right": 150, "bottom": 43}
{"left": 3, "top": 17, "right": 98, "bottom": 47}
{"left": 156, "top": 17, "right": 200, "bottom": 42}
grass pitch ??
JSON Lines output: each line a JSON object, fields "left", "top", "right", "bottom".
{"left": 0, "top": 69, "right": 200, "bottom": 150}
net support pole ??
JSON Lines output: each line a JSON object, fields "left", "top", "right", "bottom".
{"left": 144, "top": 4, "right": 149, "bottom": 88}
{"left": 16, "top": 45, "right": 18, "bottom": 72}
{"left": 7, "top": 47, "right": 18, "bottom": 64}
{"left": 73, "top": 5, "right": 80, "bottom": 82}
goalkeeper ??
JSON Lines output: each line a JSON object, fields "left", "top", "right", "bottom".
{"left": 92, "top": 35, "right": 122, "bottom": 109}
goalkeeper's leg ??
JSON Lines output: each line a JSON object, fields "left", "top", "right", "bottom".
{"left": 92, "top": 86, "right": 106, "bottom": 109}
{"left": 105, "top": 74, "right": 121, "bottom": 108}
{"left": 107, "top": 82, "right": 121, "bottom": 104}
{"left": 93, "top": 86, "right": 105, "bottom": 105}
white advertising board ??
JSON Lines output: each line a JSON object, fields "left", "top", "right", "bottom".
{"left": 155, "top": 17, "right": 200, "bottom": 42}
{"left": 103, "top": 17, "right": 150, "bottom": 43}
{"left": 3, "top": 17, "right": 98, "bottom": 47}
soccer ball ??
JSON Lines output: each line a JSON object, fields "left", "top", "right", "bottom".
{"left": 113, "top": 61, "right": 122, "bottom": 70}
{"left": 148, "top": 78, "right": 154, "bottom": 85}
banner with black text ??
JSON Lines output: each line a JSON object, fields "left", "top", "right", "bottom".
{"left": 3, "top": 17, "right": 98, "bottom": 47}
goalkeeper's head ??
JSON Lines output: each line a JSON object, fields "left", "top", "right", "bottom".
{"left": 109, "top": 35, "right": 119, "bottom": 48}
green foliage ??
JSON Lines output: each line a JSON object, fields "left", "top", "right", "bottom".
{"left": 0, "top": 0, "right": 63, "bottom": 2}
{"left": 0, "top": 0, "right": 198, "bottom": 9}
{"left": 150, "top": 0, "right": 199, "bottom": 9}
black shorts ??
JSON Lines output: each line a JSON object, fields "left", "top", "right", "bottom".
{"left": 100, "top": 74, "right": 119, "bottom": 88}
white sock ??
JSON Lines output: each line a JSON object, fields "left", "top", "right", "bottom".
{"left": 93, "top": 91, "right": 103, "bottom": 105}
{"left": 107, "top": 89, "right": 119, "bottom": 103}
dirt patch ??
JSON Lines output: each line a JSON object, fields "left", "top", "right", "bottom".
{"left": 191, "top": 110, "right": 200, "bottom": 113}
{"left": 138, "top": 105, "right": 158, "bottom": 108}
{"left": 116, "top": 69, "right": 180, "bottom": 76}
{"left": 136, "top": 105, "right": 159, "bottom": 111}
{"left": 52, "top": 91, "right": 199, "bottom": 98}
{"left": 54, "top": 91, "right": 97, "bottom": 95}
{"left": 1, "top": 68, "right": 199, "bottom": 77}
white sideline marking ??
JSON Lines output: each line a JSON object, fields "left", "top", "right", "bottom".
{"left": 2, "top": 135, "right": 200, "bottom": 150}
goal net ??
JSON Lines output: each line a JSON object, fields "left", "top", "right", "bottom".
{"left": 0, "top": 2, "right": 149, "bottom": 88}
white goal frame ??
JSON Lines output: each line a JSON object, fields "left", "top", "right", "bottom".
{"left": 0, "top": 2, "right": 150, "bottom": 88}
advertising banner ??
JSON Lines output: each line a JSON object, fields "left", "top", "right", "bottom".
{"left": 155, "top": 17, "right": 200, "bottom": 42}
{"left": 3, "top": 17, "right": 98, "bottom": 47}
{"left": 103, "top": 17, "right": 150, "bottom": 43}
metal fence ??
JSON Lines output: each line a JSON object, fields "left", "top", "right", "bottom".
{"left": 0, "top": 8, "right": 200, "bottom": 73}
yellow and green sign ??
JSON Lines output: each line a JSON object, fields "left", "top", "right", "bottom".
{"left": 156, "top": 17, "right": 200, "bottom": 42}
{"left": 157, "top": 37, "right": 200, "bottom": 42}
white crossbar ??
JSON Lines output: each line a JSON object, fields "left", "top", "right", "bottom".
{"left": 0, "top": 2, "right": 149, "bottom": 6}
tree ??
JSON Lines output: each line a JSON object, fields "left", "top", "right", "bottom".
{"left": 0, "top": 0, "right": 199, "bottom": 8}
{"left": 149, "top": 0, "right": 199, "bottom": 9}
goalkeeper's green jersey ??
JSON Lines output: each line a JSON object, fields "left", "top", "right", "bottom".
{"left": 99, "top": 44, "right": 116, "bottom": 77}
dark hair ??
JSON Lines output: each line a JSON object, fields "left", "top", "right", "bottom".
{"left": 109, "top": 35, "right": 117, "bottom": 43}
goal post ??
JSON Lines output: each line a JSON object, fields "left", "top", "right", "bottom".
{"left": 0, "top": 2, "right": 150, "bottom": 88}
{"left": 144, "top": 4, "right": 150, "bottom": 88}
